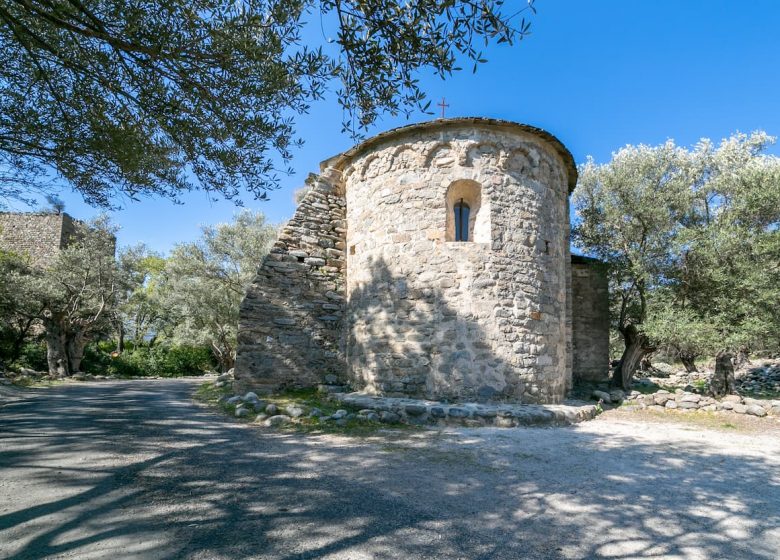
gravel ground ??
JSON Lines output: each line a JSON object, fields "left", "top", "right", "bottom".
{"left": 1, "top": 379, "right": 778, "bottom": 559}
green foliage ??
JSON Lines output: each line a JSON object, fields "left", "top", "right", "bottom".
{"left": 0, "top": 0, "right": 535, "bottom": 208}
{"left": 157, "top": 210, "right": 277, "bottom": 370}
{"left": 573, "top": 131, "right": 780, "bottom": 370}
{"left": 95, "top": 345, "right": 216, "bottom": 377}
{"left": 116, "top": 244, "right": 168, "bottom": 346}
{"left": 21, "top": 216, "right": 123, "bottom": 375}
{"left": 7, "top": 342, "right": 48, "bottom": 372}
{"left": 692, "top": 379, "right": 708, "bottom": 392}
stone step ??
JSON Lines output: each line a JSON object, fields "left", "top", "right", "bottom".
{"left": 330, "top": 392, "right": 599, "bottom": 428}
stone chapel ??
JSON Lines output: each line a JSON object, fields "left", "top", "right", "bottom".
{"left": 235, "top": 118, "right": 609, "bottom": 404}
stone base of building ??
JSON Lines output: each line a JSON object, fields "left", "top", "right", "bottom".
{"left": 331, "top": 392, "right": 599, "bottom": 427}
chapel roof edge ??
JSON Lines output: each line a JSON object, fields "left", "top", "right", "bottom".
{"left": 319, "top": 117, "right": 578, "bottom": 192}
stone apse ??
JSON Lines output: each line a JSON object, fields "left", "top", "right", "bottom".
{"left": 235, "top": 118, "right": 609, "bottom": 404}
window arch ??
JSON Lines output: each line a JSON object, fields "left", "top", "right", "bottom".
{"left": 445, "top": 180, "right": 490, "bottom": 243}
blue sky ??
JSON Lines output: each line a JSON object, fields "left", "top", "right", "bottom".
{"left": 19, "top": 0, "right": 780, "bottom": 253}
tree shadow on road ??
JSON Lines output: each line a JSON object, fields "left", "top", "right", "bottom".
{"left": 1, "top": 381, "right": 779, "bottom": 559}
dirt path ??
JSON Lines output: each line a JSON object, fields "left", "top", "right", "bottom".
{"left": 1, "top": 379, "right": 778, "bottom": 559}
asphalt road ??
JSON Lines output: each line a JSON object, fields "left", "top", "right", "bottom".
{"left": 1, "top": 379, "right": 778, "bottom": 559}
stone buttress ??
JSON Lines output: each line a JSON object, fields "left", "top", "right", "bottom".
{"left": 234, "top": 173, "right": 347, "bottom": 393}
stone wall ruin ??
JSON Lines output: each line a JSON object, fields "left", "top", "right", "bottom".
{"left": 0, "top": 212, "right": 78, "bottom": 268}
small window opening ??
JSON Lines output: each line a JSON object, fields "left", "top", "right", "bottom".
{"left": 297, "top": 256, "right": 305, "bottom": 263}
{"left": 454, "top": 199, "right": 470, "bottom": 242}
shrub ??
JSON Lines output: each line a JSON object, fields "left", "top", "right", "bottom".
{"left": 8, "top": 342, "right": 48, "bottom": 372}
{"left": 104, "top": 344, "right": 215, "bottom": 377}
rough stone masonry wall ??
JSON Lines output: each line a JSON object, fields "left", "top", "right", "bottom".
{"left": 234, "top": 175, "right": 347, "bottom": 393}
{"left": 342, "top": 126, "right": 571, "bottom": 403}
{"left": 0, "top": 212, "right": 77, "bottom": 267}
{"left": 571, "top": 257, "right": 610, "bottom": 382}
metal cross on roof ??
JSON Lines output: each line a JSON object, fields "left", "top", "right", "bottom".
{"left": 437, "top": 97, "right": 449, "bottom": 118}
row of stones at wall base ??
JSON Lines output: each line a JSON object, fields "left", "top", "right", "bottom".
{"left": 332, "top": 393, "right": 598, "bottom": 427}
{"left": 616, "top": 390, "right": 780, "bottom": 418}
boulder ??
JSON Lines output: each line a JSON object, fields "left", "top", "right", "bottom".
{"left": 653, "top": 393, "right": 672, "bottom": 406}
{"left": 235, "top": 406, "right": 251, "bottom": 418}
{"left": 265, "top": 403, "right": 279, "bottom": 415}
{"left": 447, "top": 407, "right": 470, "bottom": 418}
{"left": 678, "top": 401, "right": 700, "bottom": 410}
{"left": 264, "top": 415, "right": 292, "bottom": 427}
{"left": 286, "top": 405, "right": 306, "bottom": 418}
{"left": 746, "top": 405, "right": 767, "bottom": 417}
{"left": 592, "top": 390, "right": 612, "bottom": 403}
{"left": 405, "top": 404, "right": 427, "bottom": 416}
{"left": 379, "top": 411, "right": 401, "bottom": 423}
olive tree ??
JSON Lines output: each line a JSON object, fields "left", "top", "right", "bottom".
{"left": 573, "top": 131, "right": 780, "bottom": 390}
{"left": 0, "top": 249, "right": 43, "bottom": 368}
{"left": 22, "top": 217, "right": 121, "bottom": 375}
{"left": 0, "top": 0, "right": 536, "bottom": 208}
{"left": 159, "top": 211, "right": 277, "bottom": 371}
{"left": 572, "top": 141, "right": 692, "bottom": 389}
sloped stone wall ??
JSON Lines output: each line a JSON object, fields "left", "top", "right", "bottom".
{"left": 234, "top": 175, "right": 347, "bottom": 393}
{"left": 571, "top": 256, "right": 610, "bottom": 382}
{"left": 0, "top": 212, "right": 77, "bottom": 267}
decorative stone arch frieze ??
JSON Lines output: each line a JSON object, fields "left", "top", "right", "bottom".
{"left": 390, "top": 144, "right": 420, "bottom": 170}
{"left": 466, "top": 142, "right": 502, "bottom": 168}
{"left": 424, "top": 142, "right": 456, "bottom": 168}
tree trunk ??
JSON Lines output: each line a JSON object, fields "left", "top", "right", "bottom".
{"left": 679, "top": 351, "right": 698, "bottom": 373}
{"left": 9, "top": 317, "right": 36, "bottom": 362}
{"left": 734, "top": 346, "right": 751, "bottom": 369}
{"left": 66, "top": 329, "right": 87, "bottom": 374}
{"left": 43, "top": 317, "right": 69, "bottom": 377}
{"left": 116, "top": 321, "right": 125, "bottom": 354}
{"left": 710, "top": 351, "right": 736, "bottom": 397}
{"left": 612, "top": 324, "right": 654, "bottom": 391}
{"left": 640, "top": 356, "right": 653, "bottom": 372}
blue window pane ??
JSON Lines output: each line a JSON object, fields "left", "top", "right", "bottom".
{"left": 454, "top": 201, "right": 470, "bottom": 242}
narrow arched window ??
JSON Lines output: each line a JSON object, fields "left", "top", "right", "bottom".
{"left": 454, "top": 199, "right": 470, "bottom": 242}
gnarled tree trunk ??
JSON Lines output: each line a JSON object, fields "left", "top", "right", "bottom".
{"left": 43, "top": 315, "right": 69, "bottom": 377}
{"left": 66, "top": 329, "right": 88, "bottom": 374}
{"left": 734, "top": 346, "right": 751, "bottom": 369}
{"left": 679, "top": 351, "right": 698, "bottom": 373}
{"left": 709, "top": 351, "right": 736, "bottom": 397}
{"left": 612, "top": 324, "right": 654, "bottom": 391}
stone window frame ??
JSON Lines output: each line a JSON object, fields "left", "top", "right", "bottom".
{"left": 445, "top": 179, "right": 490, "bottom": 243}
